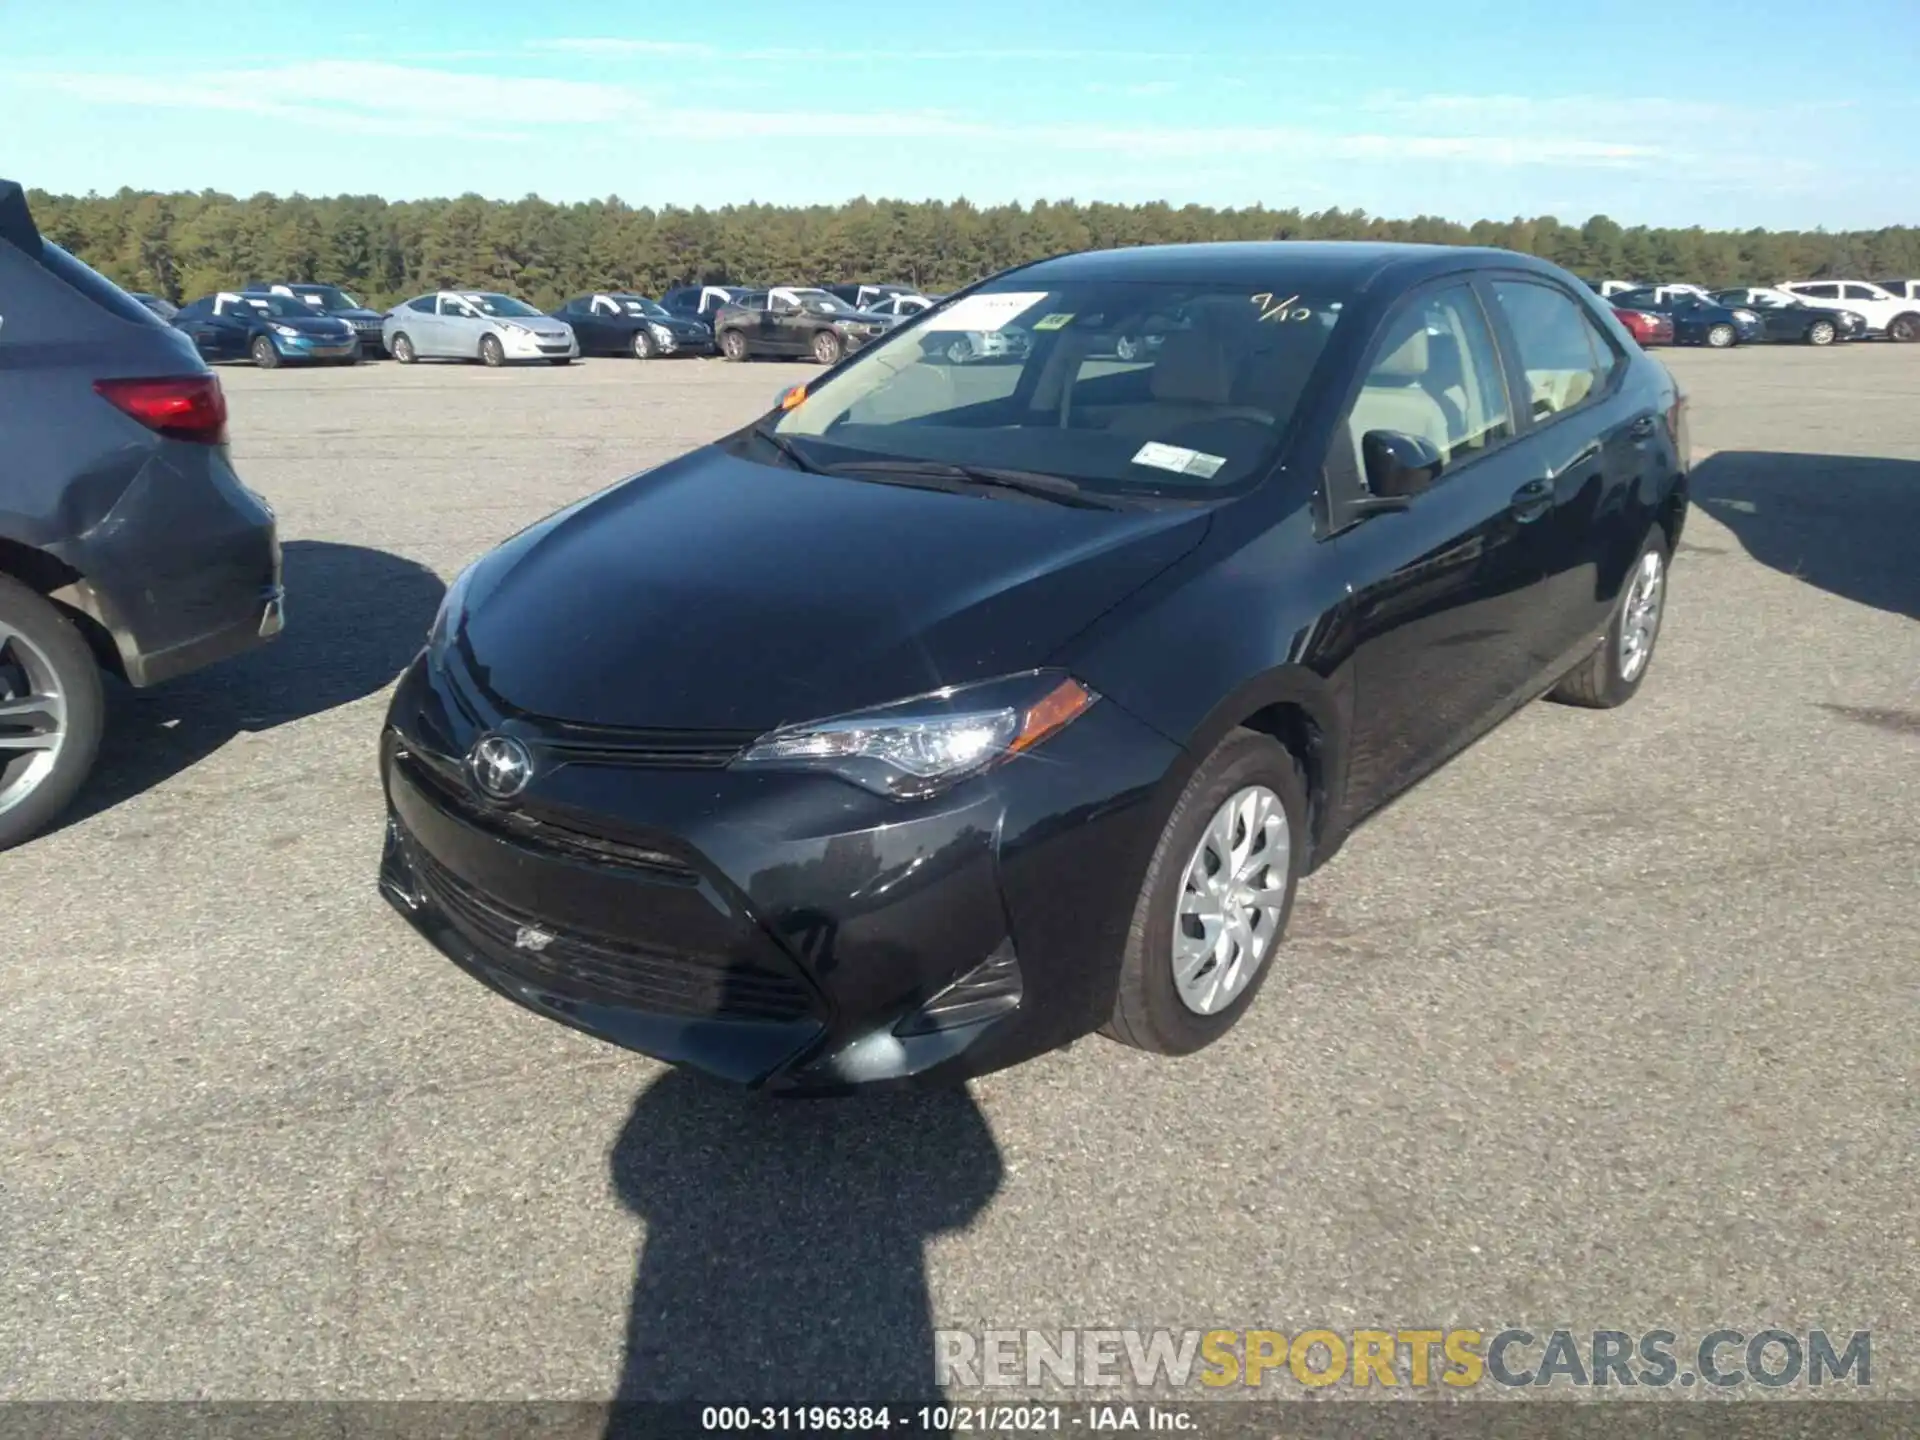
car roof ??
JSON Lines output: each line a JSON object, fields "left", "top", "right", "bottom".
{"left": 1010, "top": 241, "right": 1550, "bottom": 290}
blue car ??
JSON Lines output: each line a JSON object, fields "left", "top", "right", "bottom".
{"left": 1609, "top": 288, "right": 1764, "bottom": 349}
{"left": 171, "top": 291, "right": 360, "bottom": 368}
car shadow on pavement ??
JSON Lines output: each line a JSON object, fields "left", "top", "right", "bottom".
{"left": 1692, "top": 451, "right": 1920, "bottom": 620}
{"left": 606, "top": 1067, "right": 1004, "bottom": 1426}
{"left": 54, "top": 538, "right": 444, "bottom": 831}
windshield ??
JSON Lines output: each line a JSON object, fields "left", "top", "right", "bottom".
{"left": 618, "top": 296, "right": 670, "bottom": 318}
{"left": 790, "top": 290, "right": 855, "bottom": 314}
{"left": 771, "top": 279, "right": 1350, "bottom": 497}
{"left": 461, "top": 292, "right": 544, "bottom": 318}
{"left": 245, "top": 295, "right": 313, "bottom": 318}
{"left": 297, "top": 285, "right": 361, "bottom": 310}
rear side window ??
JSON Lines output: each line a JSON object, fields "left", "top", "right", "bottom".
{"left": 36, "top": 242, "right": 166, "bottom": 327}
{"left": 1489, "top": 280, "right": 1617, "bottom": 420}
{"left": 1797, "top": 283, "right": 1839, "bottom": 299}
{"left": 1840, "top": 283, "right": 1879, "bottom": 300}
{"left": 406, "top": 296, "right": 435, "bottom": 313}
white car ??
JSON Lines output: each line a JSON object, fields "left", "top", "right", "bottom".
{"left": 382, "top": 291, "right": 579, "bottom": 366}
{"left": 866, "top": 293, "right": 937, "bottom": 320}
{"left": 1872, "top": 278, "right": 1920, "bottom": 303}
{"left": 1775, "top": 281, "right": 1920, "bottom": 341}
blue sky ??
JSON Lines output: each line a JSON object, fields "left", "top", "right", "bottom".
{"left": 4, "top": 0, "right": 1917, "bottom": 229}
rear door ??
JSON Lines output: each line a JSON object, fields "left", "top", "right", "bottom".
{"left": 1330, "top": 278, "right": 1550, "bottom": 813}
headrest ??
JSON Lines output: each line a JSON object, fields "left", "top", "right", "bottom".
{"left": 1150, "top": 329, "right": 1234, "bottom": 405}
{"left": 1373, "top": 327, "right": 1430, "bottom": 379}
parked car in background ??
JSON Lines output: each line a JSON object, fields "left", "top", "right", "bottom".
{"left": 550, "top": 293, "right": 713, "bottom": 358}
{"left": 244, "top": 281, "right": 389, "bottom": 356}
{"left": 660, "top": 285, "right": 753, "bottom": 327}
{"left": 1707, "top": 289, "right": 1863, "bottom": 345}
{"left": 378, "top": 239, "right": 1688, "bottom": 1090}
{"left": 382, "top": 291, "right": 577, "bottom": 367}
{"left": 1612, "top": 306, "right": 1675, "bottom": 347}
{"left": 714, "top": 286, "right": 892, "bottom": 364}
{"left": 172, "top": 291, "right": 361, "bottom": 367}
{"left": 128, "top": 291, "right": 177, "bottom": 321}
{"left": 865, "top": 293, "right": 937, "bottom": 321}
{"left": 1587, "top": 279, "right": 1644, "bottom": 298}
{"left": 1609, "top": 288, "right": 1762, "bottom": 348}
{"left": 823, "top": 283, "right": 919, "bottom": 310}
{"left": 0, "top": 179, "right": 282, "bottom": 850}
{"left": 1775, "top": 281, "right": 1920, "bottom": 341}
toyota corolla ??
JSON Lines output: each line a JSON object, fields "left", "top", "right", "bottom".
{"left": 379, "top": 242, "right": 1688, "bottom": 1092}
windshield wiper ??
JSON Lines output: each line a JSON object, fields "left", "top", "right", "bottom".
{"left": 822, "top": 459, "right": 1114, "bottom": 509}
{"left": 750, "top": 423, "right": 822, "bottom": 473}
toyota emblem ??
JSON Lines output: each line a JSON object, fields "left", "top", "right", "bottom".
{"left": 466, "top": 733, "right": 533, "bottom": 800}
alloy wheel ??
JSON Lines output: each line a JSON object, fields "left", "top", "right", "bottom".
{"left": 1808, "top": 320, "right": 1835, "bottom": 346}
{"left": 1172, "top": 785, "right": 1290, "bottom": 1016}
{"left": 1617, "top": 549, "right": 1665, "bottom": 683}
{"left": 0, "top": 623, "right": 67, "bottom": 819}
{"left": 944, "top": 337, "right": 972, "bottom": 365}
{"left": 1706, "top": 324, "right": 1735, "bottom": 348}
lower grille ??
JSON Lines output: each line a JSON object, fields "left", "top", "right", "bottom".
{"left": 407, "top": 840, "right": 814, "bottom": 1022}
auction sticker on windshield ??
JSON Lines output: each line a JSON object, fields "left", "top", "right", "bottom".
{"left": 1133, "top": 441, "right": 1227, "bottom": 479}
{"left": 921, "top": 292, "right": 1049, "bottom": 332}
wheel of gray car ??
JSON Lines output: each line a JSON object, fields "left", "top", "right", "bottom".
{"left": 1807, "top": 319, "right": 1836, "bottom": 346}
{"left": 1705, "top": 323, "right": 1736, "bottom": 349}
{"left": 943, "top": 336, "right": 972, "bottom": 365}
{"left": 720, "top": 329, "right": 749, "bottom": 362}
{"left": 250, "top": 335, "right": 280, "bottom": 369}
{"left": 479, "top": 334, "right": 506, "bottom": 368}
{"left": 0, "top": 575, "right": 105, "bottom": 853}
{"left": 812, "top": 330, "right": 843, "bottom": 366}
{"left": 390, "top": 333, "right": 416, "bottom": 364}
{"left": 631, "top": 330, "right": 656, "bottom": 360}
{"left": 1889, "top": 313, "right": 1920, "bottom": 343}
{"left": 1548, "top": 532, "right": 1671, "bottom": 710}
{"left": 1115, "top": 335, "right": 1141, "bottom": 362}
{"left": 1102, "top": 728, "right": 1305, "bottom": 1057}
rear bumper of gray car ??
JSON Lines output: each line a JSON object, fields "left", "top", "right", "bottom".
{"left": 49, "top": 445, "right": 284, "bottom": 688}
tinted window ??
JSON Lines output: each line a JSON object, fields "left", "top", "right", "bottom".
{"left": 1798, "top": 283, "right": 1839, "bottom": 299}
{"left": 174, "top": 298, "right": 211, "bottom": 320}
{"left": 1490, "top": 280, "right": 1612, "bottom": 420}
{"left": 406, "top": 296, "right": 435, "bottom": 313}
{"left": 1841, "top": 283, "right": 1878, "bottom": 300}
{"left": 1346, "top": 283, "right": 1512, "bottom": 483}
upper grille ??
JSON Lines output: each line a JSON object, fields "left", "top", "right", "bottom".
{"left": 406, "top": 841, "right": 813, "bottom": 1022}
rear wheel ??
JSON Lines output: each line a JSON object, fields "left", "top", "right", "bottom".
{"left": 631, "top": 330, "right": 656, "bottom": 360}
{"left": 1549, "top": 533, "right": 1670, "bottom": 709}
{"left": 944, "top": 336, "right": 972, "bottom": 365}
{"left": 250, "top": 335, "right": 281, "bottom": 369}
{"left": 1103, "top": 729, "right": 1305, "bottom": 1056}
{"left": 1115, "top": 335, "right": 1141, "bottom": 361}
{"left": 1705, "top": 323, "right": 1736, "bottom": 349}
{"left": 720, "top": 329, "right": 749, "bottom": 362}
{"left": 390, "top": 333, "right": 416, "bottom": 364}
{"left": 1889, "top": 313, "right": 1920, "bottom": 343}
{"left": 479, "top": 334, "right": 505, "bottom": 368}
{"left": 811, "top": 330, "right": 843, "bottom": 366}
{"left": 0, "top": 576, "right": 105, "bottom": 853}
{"left": 1807, "top": 319, "right": 1836, "bottom": 346}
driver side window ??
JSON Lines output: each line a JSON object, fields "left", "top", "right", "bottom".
{"left": 1344, "top": 283, "right": 1513, "bottom": 489}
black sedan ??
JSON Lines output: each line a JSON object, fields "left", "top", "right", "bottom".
{"left": 1707, "top": 290, "right": 1864, "bottom": 346}
{"left": 551, "top": 293, "right": 714, "bottom": 358}
{"left": 1609, "top": 288, "right": 1762, "bottom": 348}
{"left": 380, "top": 241, "right": 1687, "bottom": 1091}
{"left": 171, "top": 292, "right": 360, "bottom": 367}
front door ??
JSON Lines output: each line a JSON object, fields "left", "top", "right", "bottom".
{"left": 1330, "top": 280, "right": 1555, "bottom": 817}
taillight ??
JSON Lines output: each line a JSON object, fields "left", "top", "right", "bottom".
{"left": 92, "top": 374, "right": 229, "bottom": 445}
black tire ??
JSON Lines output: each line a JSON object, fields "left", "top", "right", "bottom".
{"left": 1806, "top": 319, "right": 1836, "bottom": 346}
{"left": 0, "top": 575, "right": 106, "bottom": 853}
{"left": 811, "top": 329, "right": 843, "bottom": 366}
{"left": 720, "top": 328, "right": 749, "bottom": 362}
{"left": 1102, "top": 729, "right": 1305, "bottom": 1057}
{"left": 250, "top": 335, "right": 281, "bottom": 369}
{"left": 1548, "top": 531, "right": 1672, "bottom": 709}
{"left": 1705, "top": 323, "right": 1736, "bottom": 349}
{"left": 390, "top": 333, "right": 416, "bottom": 364}
{"left": 631, "top": 330, "right": 656, "bottom": 360}
{"left": 1889, "top": 313, "right": 1920, "bottom": 343}
{"left": 479, "top": 334, "right": 506, "bottom": 368}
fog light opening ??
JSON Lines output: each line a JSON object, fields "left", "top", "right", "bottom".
{"left": 894, "top": 942, "right": 1022, "bottom": 1037}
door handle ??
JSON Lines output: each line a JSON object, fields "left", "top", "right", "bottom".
{"left": 1628, "top": 414, "right": 1658, "bottom": 441}
{"left": 1509, "top": 478, "right": 1554, "bottom": 523}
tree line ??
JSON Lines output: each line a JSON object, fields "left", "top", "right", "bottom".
{"left": 27, "top": 186, "right": 1920, "bottom": 310}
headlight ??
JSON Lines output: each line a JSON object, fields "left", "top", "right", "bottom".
{"left": 733, "top": 671, "right": 1098, "bottom": 799}
{"left": 1734, "top": 310, "right": 1758, "bottom": 323}
{"left": 271, "top": 323, "right": 299, "bottom": 337}
{"left": 649, "top": 323, "right": 672, "bottom": 341}
{"left": 1843, "top": 312, "right": 1865, "bottom": 326}
{"left": 500, "top": 322, "right": 531, "bottom": 335}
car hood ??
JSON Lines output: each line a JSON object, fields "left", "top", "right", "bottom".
{"left": 454, "top": 446, "right": 1211, "bottom": 732}
{"left": 275, "top": 314, "right": 356, "bottom": 336}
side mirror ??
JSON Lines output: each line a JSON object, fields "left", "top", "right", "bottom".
{"left": 1362, "top": 429, "right": 1444, "bottom": 500}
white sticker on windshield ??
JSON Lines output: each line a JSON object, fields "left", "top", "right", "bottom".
{"left": 920, "top": 291, "right": 1048, "bottom": 333}
{"left": 1132, "top": 442, "right": 1226, "bottom": 479}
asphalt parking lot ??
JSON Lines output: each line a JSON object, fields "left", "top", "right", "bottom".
{"left": 3, "top": 343, "right": 1916, "bottom": 1403}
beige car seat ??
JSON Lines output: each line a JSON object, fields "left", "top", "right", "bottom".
{"left": 1103, "top": 330, "right": 1275, "bottom": 436}
{"left": 1346, "top": 328, "right": 1454, "bottom": 477}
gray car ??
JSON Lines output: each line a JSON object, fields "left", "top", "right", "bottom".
{"left": 0, "top": 179, "right": 283, "bottom": 849}
{"left": 382, "top": 290, "right": 579, "bottom": 367}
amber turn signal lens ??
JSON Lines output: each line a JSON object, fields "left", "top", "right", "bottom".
{"left": 1009, "top": 678, "right": 1097, "bottom": 755}
{"left": 780, "top": 385, "right": 807, "bottom": 410}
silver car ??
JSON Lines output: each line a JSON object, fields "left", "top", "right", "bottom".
{"left": 383, "top": 290, "right": 579, "bottom": 366}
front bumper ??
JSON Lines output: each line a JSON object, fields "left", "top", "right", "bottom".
{"left": 275, "top": 333, "right": 360, "bottom": 362}
{"left": 377, "top": 651, "right": 1177, "bottom": 1092}
{"left": 502, "top": 330, "right": 579, "bottom": 361}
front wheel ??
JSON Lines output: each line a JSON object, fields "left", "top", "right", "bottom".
{"left": 1115, "top": 335, "right": 1141, "bottom": 362}
{"left": 478, "top": 334, "right": 505, "bottom": 368}
{"left": 1102, "top": 729, "right": 1305, "bottom": 1056}
{"left": 943, "top": 336, "right": 972, "bottom": 365}
{"left": 1807, "top": 319, "right": 1836, "bottom": 346}
{"left": 1548, "top": 534, "right": 1670, "bottom": 709}
{"left": 719, "top": 329, "right": 749, "bottom": 362}
{"left": 811, "top": 330, "right": 843, "bottom": 366}
{"left": 250, "top": 335, "right": 281, "bottom": 369}
{"left": 631, "top": 330, "right": 656, "bottom": 360}
{"left": 1888, "top": 313, "right": 1920, "bottom": 343}
{"left": 0, "top": 576, "right": 106, "bottom": 853}
{"left": 1705, "top": 323, "right": 1736, "bottom": 349}
{"left": 389, "top": 333, "right": 416, "bottom": 364}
